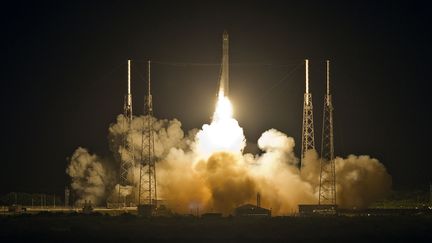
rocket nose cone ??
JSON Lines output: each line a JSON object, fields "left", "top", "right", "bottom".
{"left": 223, "top": 31, "right": 229, "bottom": 39}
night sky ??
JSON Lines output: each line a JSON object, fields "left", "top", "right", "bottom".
{"left": 1, "top": 1, "right": 430, "bottom": 195}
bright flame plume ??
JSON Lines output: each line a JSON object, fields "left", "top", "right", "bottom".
{"left": 213, "top": 90, "right": 233, "bottom": 120}
{"left": 196, "top": 90, "right": 245, "bottom": 157}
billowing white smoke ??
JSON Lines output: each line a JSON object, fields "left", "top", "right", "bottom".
{"left": 250, "top": 129, "right": 316, "bottom": 214}
{"left": 105, "top": 115, "right": 190, "bottom": 202}
{"left": 67, "top": 114, "right": 391, "bottom": 212}
{"left": 66, "top": 115, "right": 189, "bottom": 206}
{"left": 335, "top": 155, "right": 392, "bottom": 208}
{"left": 301, "top": 151, "right": 392, "bottom": 209}
{"left": 66, "top": 147, "right": 114, "bottom": 205}
{"left": 157, "top": 125, "right": 391, "bottom": 214}
{"left": 108, "top": 115, "right": 187, "bottom": 163}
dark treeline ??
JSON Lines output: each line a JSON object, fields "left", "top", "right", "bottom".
{"left": 0, "top": 192, "right": 64, "bottom": 206}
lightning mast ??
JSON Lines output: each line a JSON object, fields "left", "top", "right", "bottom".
{"left": 118, "top": 59, "right": 134, "bottom": 207}
{"left": 138, "top": 60, "right": 157, "bottom": 208}
{"left": 300, "top": 59, "right": 315, "bottom": 170}
{"left": 318, "top": 60, "right": 336, "bottom": 205}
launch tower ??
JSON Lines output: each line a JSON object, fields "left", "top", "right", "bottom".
{"left": 118, "top": 59, "right": 134, "bottom": 207}
{"left": 318, "top": 60, "right": 336, "bottom": 205}
{"left": 138, "top": 60, "right": 157, "bottom": 210}
{"left": 300, "top": 59, "right": 315, "bottom": 170}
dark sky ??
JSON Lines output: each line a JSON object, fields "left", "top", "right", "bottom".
{"left": 1, "top": 1, "right": 430, "bottom": 195}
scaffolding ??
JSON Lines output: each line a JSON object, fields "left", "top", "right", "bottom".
{"left": 118, "top": 60, "right": 134, "bottom": 207}
{"left": 300, "top": 59, "right": 315, "bottom": 170}
{"left": 318, "top": 60, "right": 336, "bottom": 205}
{"left": 138, "top": 60, "right": 157, "bottom": 209}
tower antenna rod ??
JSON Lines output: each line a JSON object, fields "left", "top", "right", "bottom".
{"left": 128, "top": 60, "right": 131, "bottom": 95}
{"left": 305, "top": 59, "right": 309, "bottom": 94}
{"left": 148, "top": 60, "right": 151, "bottom": 98}
{"left": 326, "top": 60, "right": 330, "bottom": 96}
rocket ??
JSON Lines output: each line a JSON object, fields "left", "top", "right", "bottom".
{"left": 124, "top": 59, "right": 133, "bottom": 119}
{"left": 218, "top": 31, "right": 229, "bottom": 97}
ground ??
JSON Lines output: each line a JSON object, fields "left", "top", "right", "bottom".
{"left": 1, "top": 213, "right": 432, "bottom": 242}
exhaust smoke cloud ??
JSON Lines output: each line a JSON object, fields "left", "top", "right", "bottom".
{"left": 66, "top": 94, "right": 391, "bottom": 214}
{"left": 66, "top": 147, "right": 114, "bottom": 205}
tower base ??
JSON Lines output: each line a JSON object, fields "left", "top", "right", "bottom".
{"left": 137, "top": 204, "right": 156, "bottom": 217}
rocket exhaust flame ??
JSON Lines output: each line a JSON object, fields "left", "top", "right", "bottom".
{"left": 196, "top": 91, "right": 245, "bottom": 157}
{"left": 214, "top": 92, "right": 233, "bottom": 121}
{"left": 195, "top": 31, "right": 245, "bottom": 156}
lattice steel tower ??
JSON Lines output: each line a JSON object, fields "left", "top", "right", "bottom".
{"left": 138, "top": 60, "right": 157, "bottom": 206}
{"left": 300, "top": 59, "right": 315, "bottom": 170}
{"left": 318, "top": 60, "right": 336, "bottom": 205}
{"left": 118, "top": 59, "right": 134, "bottom": 206}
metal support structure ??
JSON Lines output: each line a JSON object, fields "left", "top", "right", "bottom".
{"left": 300, "top": 59, "right": 315, "bottom": 169}
{"left": 118, "top": 59, "right": 134, "bottom": 207}
{"left": 318, "top": 60, "right": 336, "bottom": 205}
{"left": 138, "top": 60, "right": 157, "bottom": 207}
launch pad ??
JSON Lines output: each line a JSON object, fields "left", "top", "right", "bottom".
{"left": 53, "top": 31, "right": 394, "bottom": 218}
{"left": 298, "top": 204, "right": 337, "bottom": 216}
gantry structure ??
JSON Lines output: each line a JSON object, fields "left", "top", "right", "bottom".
{"left": 118, "top": 60, "right": 134, "bottom": 207}
{"left": 138, "top": 60, "right": 157, "bottom": 207}
{"left": 300, "top": 59, "right": 315, "bottom": 170}
{"left": 318, "top": 60, "right": 336, "bottom": 205}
